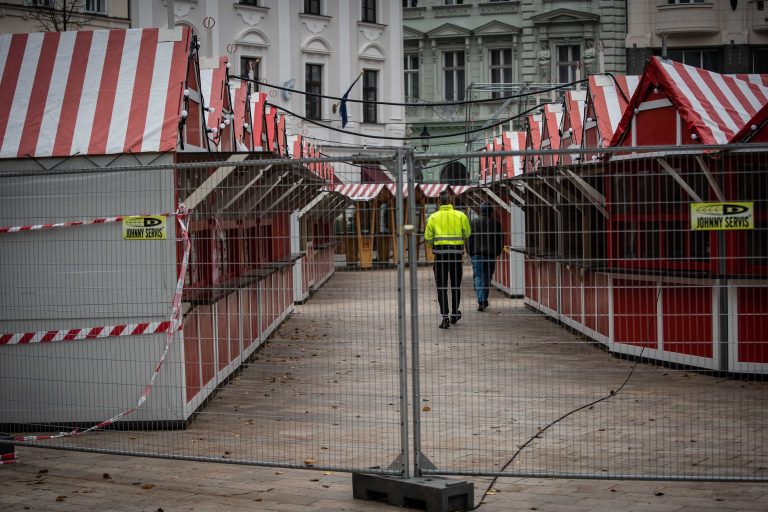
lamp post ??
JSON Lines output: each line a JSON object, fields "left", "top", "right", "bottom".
{"left": 420, "top": 125, "right": 430, "bottom": 152}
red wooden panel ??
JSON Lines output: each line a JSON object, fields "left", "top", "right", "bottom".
{"left": 250, "top": 286, "right": 259, "bottom": 342}
{"left": 613, "top": 279, "right": 657, "bottom": 347}
{"left": 198, "top": 305, "right": 216, "bottom": 387}
{"left": 570, "top": 267, "right": 582, "bottom": 321}
{"left": 216, "top": 297, "right": 229, "bottom": 370}
{"left": 663, "top": 286, "right": 713, "bottom": 358}
{"left": 547, "top": 262, "right": 558, "bottom": 311}
{"left": 737, "top": 287, "right": 768, "bottom": 363}
{"left": 634, "top": 106, "right": 678, "bottom": 146}
{"left": 561, "top": 266, "right": 572, "bottom": 318}
{"left": 584, "top": 271, "right": 597, "bottom": 331}
{"left": 595, "top": 273, "right": 609, "bottom": 336}
{"left": 241, "top": 289, "right": 252, "bottom": 349}
{"left": 228, "top": 292, "right": 240, "bottom": 361}
{"left": 182, "top": 311, "right": 201, "bottom": 402}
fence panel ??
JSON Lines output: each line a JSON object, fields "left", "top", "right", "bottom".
{"left": 0, "top": 155, "right": 406, "bottom": 474}
{"left": 413, "top": 146, "right": 768, "bottom": 481}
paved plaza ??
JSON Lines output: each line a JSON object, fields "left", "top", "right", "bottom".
{"left": 2, "top": 268, "right": 767, "bottom": 511}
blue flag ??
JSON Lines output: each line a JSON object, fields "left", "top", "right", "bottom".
{"left": 338, "top": 73, "right": 362, "bottom": 128}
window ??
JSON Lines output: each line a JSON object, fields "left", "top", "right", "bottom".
{"left": 556, "top": 45, "right": 580, "bottom": 83}
{"left": 443, "top": 51, "right": 465, "bottom": 101}
{"left": 445, "top": 0, "right": 464, "bottom": 4}
{"left": 84, "top": 0, "right": 105, "bottom": 13}
{"left": 304, "top": 0, "right": 321, "bottom": 14}
{"left": 753, "top": 48, "right": 768, "bottom": 73}
{"left": 666, "top": 0, "right": 706, "bottom": 4}
{"left": 29, "top": 0, "right": 52, "bottom": 5}
{"left": 489, "top": 48, "right": 513, "bottom": 99}
{"left": 239, "top": 0, "right": 259, "bottom": 6}
{"left": 363, "top": 70, "right": 378, "bottom": 123}
{"left": 240, "top": 57, "right": 260, "bottom": 90}
{"left": 362, "top": 0, "right": 376, "bottom": 22}
{"left": 404, "top": 54, "right": 419, "bottom": 102}
{"left": 666, "top": 49, "right": 720, "bottom": 72}
{"left": 758, "top": 1, "right": 765, "bottom": 10}
{"left": 402, "top": 0, "right": 418, "bottom": 6}
{"left": 305, "top": 64, "right": 322, "bottom": 120}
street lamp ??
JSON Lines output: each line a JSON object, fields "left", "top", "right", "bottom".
{"left": 420, "top": 125, "right": 430, "bottom": 152}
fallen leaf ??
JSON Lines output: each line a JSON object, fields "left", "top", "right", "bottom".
{"left": 275, "top": 471, "right": 283, "bottom": 475}
{"left": 55, "top": 496, "right": 66, "bottom": 502}
{"left": 323, "top": 472, "right": 332, "bottom": 476}
{"left": 102, "top": 473, "right": 111, "bottom": 479}
{"left": 38, "top": 469, "right": 48, "bottom": 474}
{"left": 141, "top": 484, "right": 155, "bottom": 490}
{"left": 422, "top": 406, "right": 431, "bottom": 412}
{"left": 304, "top": 458, "right": 316, "bottom": 466}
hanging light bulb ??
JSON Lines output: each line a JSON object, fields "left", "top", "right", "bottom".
{"left": 220, "top": 123, "right": 225, "bottom": 130}
{"left": 212, "top": 127, "right": 218, "bottom": 134}
{"left": 184, "top": 89, "right": 190, "bottom": 98}
{"left": 181, "top": 110, "right": 188, "bottom": 118}
{"left": 243, "top": 123, "right": 250, "bottom": 130}
{"left": 208, "top": 107, "right": 216, "bottom": 113}
{"left": 224, "top": 118, "right": 231, "bottom": 126}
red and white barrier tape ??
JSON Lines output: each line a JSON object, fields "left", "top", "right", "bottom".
{"left": 1, "top": 452, "right": 19, "bottom": 465}
{"left": 0, "top": 212, "right": 176, "bottom": 235}
{"left": 0, "top": 321, "right": 180, "bottom": 345}
{"left": 12, "top": 205, "right": 192, "bottom": 443}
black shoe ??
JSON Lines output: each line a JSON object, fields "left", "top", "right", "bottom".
{"left": 483, "top": 300, "right": 489, "bottom": 309}
{"left": 450, "top": 311, "right": 462, "bottom": 324}
{"left": 477, "top": 304, "right": 485, "bottom": 312}
{"left": 439, "top": 318, "right": 451, "bottom": 329}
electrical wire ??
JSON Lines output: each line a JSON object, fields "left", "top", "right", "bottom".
{"left": 239, "top": 75, "right": 589, "bottom": 107}
{"left": 268, "top": 102, "right": 552, "bottom": 142}
{"left": 468, "top": 276, "right": 666, "bottom": 510}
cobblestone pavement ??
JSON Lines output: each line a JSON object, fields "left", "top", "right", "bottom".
{"left": 2, "top": 268, "right": 767, "bottom": 511}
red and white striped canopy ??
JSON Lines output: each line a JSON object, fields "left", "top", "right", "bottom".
{"left": 333, "top": 183, "right": 387, "bottom": 201}
{"left": 0, "top": 27, "right": 192, "bottom": 159}
{"left": 525, "top": 113, "right": 542, "bottom": 150}
{"left": 386, "top": 183, "right": 409, "bottom": 197}
{"left": 562, "top": 89, "right": 587, "bottom": 147}
{"left": 504, "top": 131, "right": 526, "bottom": 177}
{"left": 586, "top": 74, "right": 639, "bottom": 147}
{"left": 610, "top": 57, "right": 768, "bottom": 146}
{"left": 419, "top": 184, "right": 470, "bottom": 197}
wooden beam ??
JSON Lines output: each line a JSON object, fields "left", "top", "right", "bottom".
{"left": 695, "top": 155, "right": 725, "bottom": 202}
{"left": 657, "top": 158, "right": 703, "bottom": 202}
{"left": 562, "top": 169, "right": 609, "bottom": 218}
{"left": 182, "top": 153, "right": 248, "bottom": 210}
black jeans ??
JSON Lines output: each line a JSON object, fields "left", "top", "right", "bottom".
{"left": 433, "top": 252, "right": 463, "bottom": 317}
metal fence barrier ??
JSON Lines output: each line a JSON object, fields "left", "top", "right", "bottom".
{"left": 1, "top": 146, "right": 766, "bottom": 485}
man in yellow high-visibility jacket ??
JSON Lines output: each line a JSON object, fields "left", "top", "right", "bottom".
{"left": 425, "top": 190, "right": 471, "bottom": 329}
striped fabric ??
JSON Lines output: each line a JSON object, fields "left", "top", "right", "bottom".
{"left": 585, "top": 74, "right": 639, "bottom": 147}
{"left": 0, "top": 27, "right": 192, "bottom": 158}
{"left": 562, "top": 89, "right": 587, "bottom": 147}
{"left": 419, "top": 184, "right": 470, "bottom": 197}
{"left": 525, "top": 113, "right": 542, "bottom": 150}
{"left": 504, "top": 131, "right": 526, "bottom": 177}
{"left": 230, "top": 79, "right": 252, "bottom": 151}
{"left": 333, "top": 183, "right": 386, "bottom": 201}
{"left": 200, "top": 57, "right": 236, "bottom": 151}
{"left": 610, "top": 57, "right": 768, "bottom": 146}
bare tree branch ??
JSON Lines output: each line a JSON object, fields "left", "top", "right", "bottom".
{"left": 24, "top": 0, "right": 86, "bottom": 32}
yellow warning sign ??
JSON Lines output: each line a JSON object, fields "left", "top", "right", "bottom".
{"left": 691, "top": 202, "right": 753, "bottom": 231}
{"left": 122, "top": 216, "right": 167, "bottom": 240}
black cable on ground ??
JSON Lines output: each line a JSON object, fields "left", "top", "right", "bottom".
{"left": 467, "top": 276, "right": 665, "bottom": 510}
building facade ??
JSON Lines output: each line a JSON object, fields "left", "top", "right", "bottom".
{"left": 0, "top": 0, "right": 130, "bottom": 33}
{"left": 627, "top": 0, "right": 768, "bottom": 75}
{"left": 403, "top": 0, "right": 627, "bottom": 184}
{"left": 132, "top": 0, "right": 405, "bottom": 184}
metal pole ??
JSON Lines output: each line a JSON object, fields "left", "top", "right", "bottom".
{"left": 406, "top": 149, "right": 423, "bottom": 476}
{"left": 395, "top": 149, "right": 410, "bottom": 479}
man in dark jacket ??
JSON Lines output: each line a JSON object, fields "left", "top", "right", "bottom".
{"left": 468, "top": 203, "right": 503, "bottom": 311}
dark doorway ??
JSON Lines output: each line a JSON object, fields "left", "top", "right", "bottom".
{"left": 440, "top": 162, "right": 468, "bottom": 186}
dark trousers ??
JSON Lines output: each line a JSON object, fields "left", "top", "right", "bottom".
{"left": 433, "top": 252, "right": 463, "bottom": 317}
